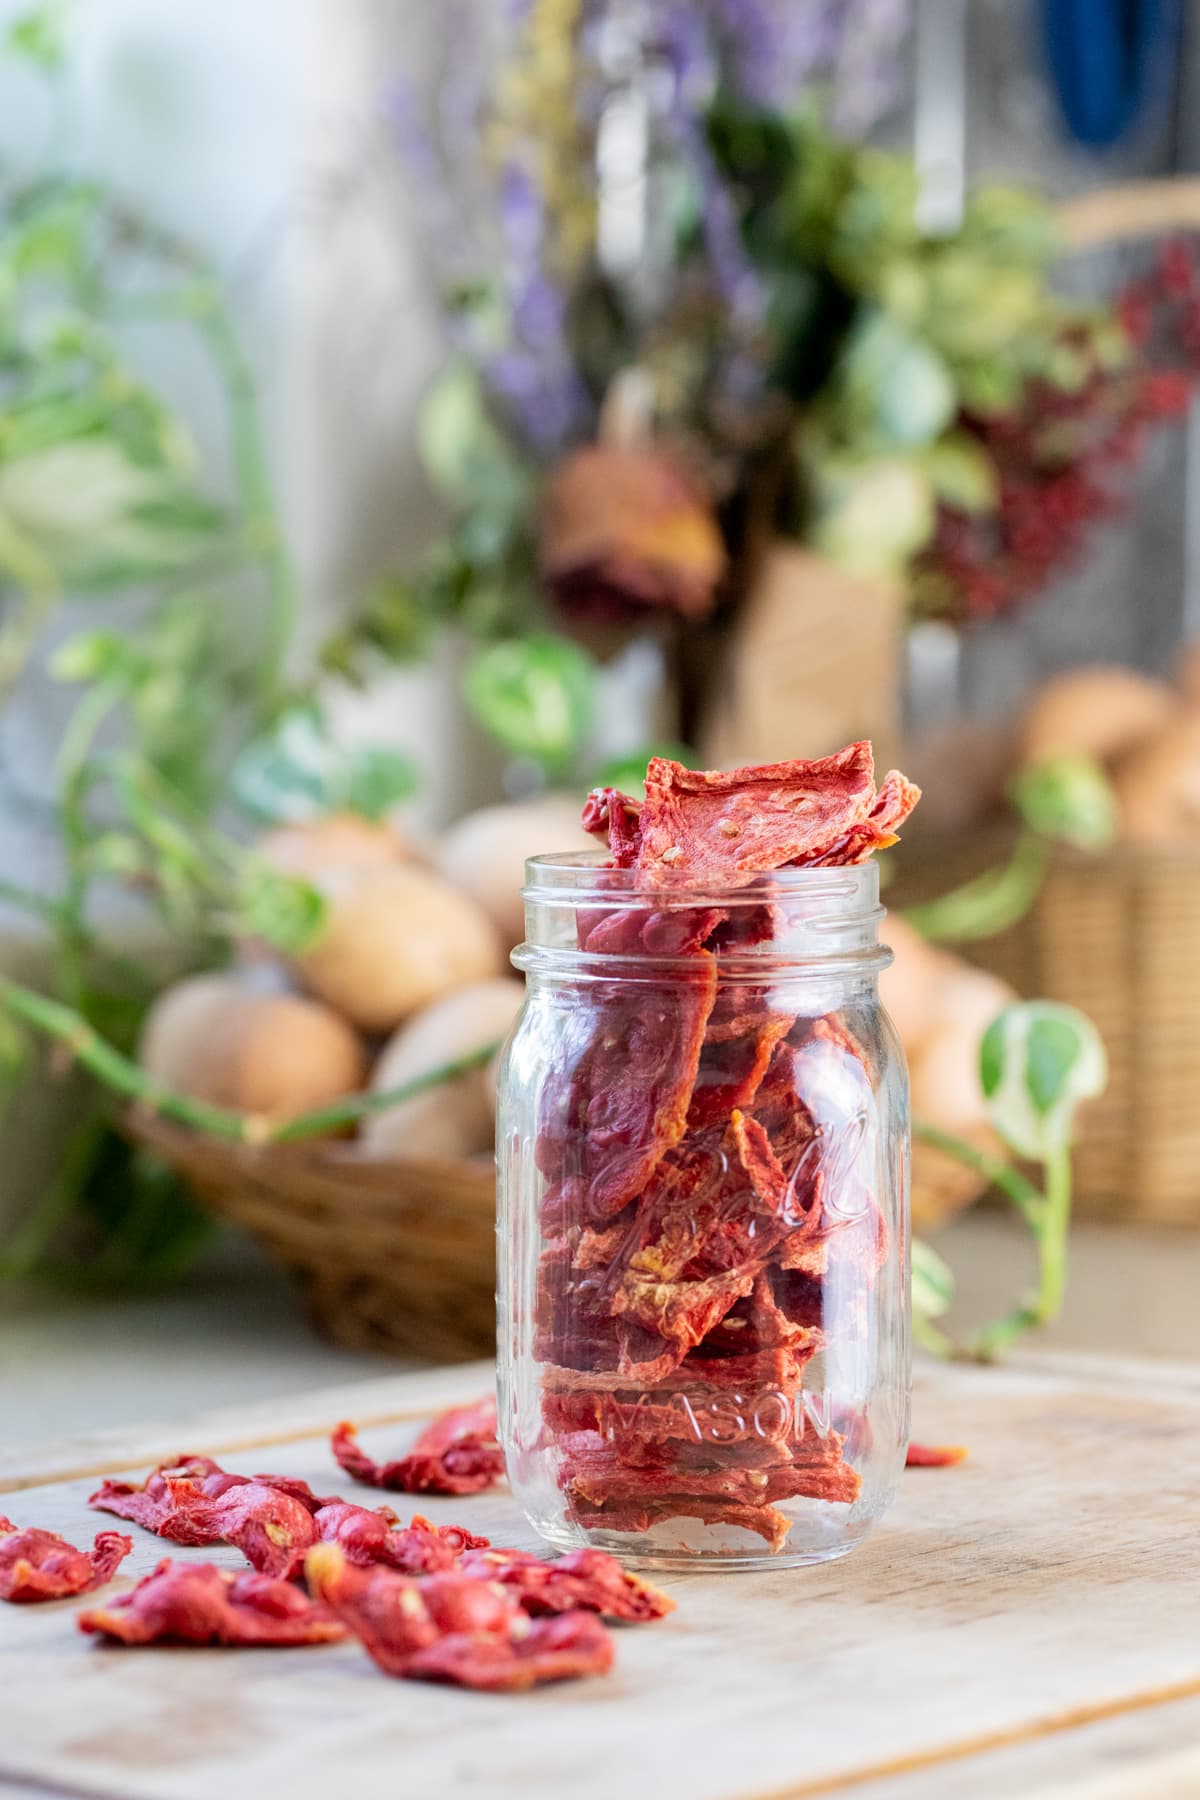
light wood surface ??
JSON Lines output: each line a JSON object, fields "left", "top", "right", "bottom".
{"left": 0, "top": 1351, "right": 1196, "bottom": 1800}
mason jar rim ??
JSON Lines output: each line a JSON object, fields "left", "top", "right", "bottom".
{"left": 516, "top": 852, "right": 892, "bottom": 979}
{"left": 522, "top": 850, "right": 883, "bottom": 911}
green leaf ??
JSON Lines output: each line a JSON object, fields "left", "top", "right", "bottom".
{"left": 834, "top": 312, "right": 956, "bottom": 451}
{"left": 0, "top": 1007, "right": 30, "bottom": 1083}
{"left": 912, "top": 1237, "right": 955, "bottom": 1321}
{"left": 341, "top": 745, "right": 419, "bottom": 820}
{"left": 1009, "top": 754, "right": 1118, "bottom": 852}
{"left": 979, "top": 1022, "right": 1004, "bottom": 1101}
{"left": 232, "top": 716, "right": 330, "bottom": 825}
{"left": 4, "top": 187, "right": 95, "bottom": 279}
{"left": 0, "top": 440, "right": 218, "bottom": 587}
{"left": 50, "top": 629, "right": 128, "bottom": 684}
{"left": 418, "top": 362, "right": 527, "bottom": 517}
{"left": 958, "top": 184, "right": 1058, "bottom": 265}
{"left": 87, "top": 832, "right": 147, "bottom": 880}
{"left": 238, "top": 864, "right": 327, "bottom": 956}
{"left": 922, "top": 434, "right": 998, "bottom": 515}
{"left": 805, "top": 448, "right": 936, "bottom": 574}
{"left": 232, "top": 706, "right": 418, "bottom": 826}
{"left": 981, "top": 1001, "right": 1107, "bottom": 1161}
{"left": 464, "top": 634, "right": 598, "bottom": 771}
{"left": 6, "top": 1, "right": 68, "bottom": 70}
{"left": 1024, "top": 1014, "right": 1084, "bottom": 1117}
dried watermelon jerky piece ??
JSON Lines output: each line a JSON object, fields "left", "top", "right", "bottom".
{"left": 213, "top": 1483, "right": 322, "bottom": 1577}
{"left": 79, "top": 1559, "right": 348, "bottom": 1647}
{"left": 601, "top": 1115, "right": 794, "bottom": 1353}
{"left": 247, "top": 1472, "right": 344, "bottom": 1514}
{"left": 459, "top": 1546, "right": 674, "bottom": 1623}
{"left": 284, "top": 1503, "right": 488, "bottom": 1580}
{"left": 89, "top": 1458, "right": 231, "bottom": 1545}
{"left": 575, "top": 1494, "right": 799, "bottom": 1553}
{"left": 332, "top": 1396, "right": 504, "bottom": 1498}
{"left": 558, "top": 1422, "right": 860, "bottom": 1523}
{"left": 584, "top": 746, "right": 919, "bottom": 879}
{"left": 307, "top": 1547, "right": 614, "bottom": 1690}
{"left": 805, "top": 770, "right": 922, "bottom": 866}
{"left": 537, "top": 957, "right": 718, "bottom": 1230}
{"left": 687, "top": 989, "right": 795, "bottom": 1130}
{"left": 581, "top": 785, "right": 641, "bottom": 866}
{"left": 89, "top": 1458, "right": 326, "bottom": 1574}
{"left": 906, "top": 1442, "right": 969, "bottom": 1468}
{"left": 633, "top": 744, "right": 877, "bottom": 878}
{"left": 0, "top": 1517, "right": 132, "bottom": 1604}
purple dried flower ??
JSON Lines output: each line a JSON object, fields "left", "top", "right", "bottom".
{"left": 701, "top": 0, "right": 911, "bottom": 125}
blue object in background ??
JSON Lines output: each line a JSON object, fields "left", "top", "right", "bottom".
{"left": 1042, "top": 0, "right": 1180, "bottom": 146}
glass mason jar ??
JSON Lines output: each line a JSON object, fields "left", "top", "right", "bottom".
{"left": 496, "top": 853, "right": 910, "bottom": 1572}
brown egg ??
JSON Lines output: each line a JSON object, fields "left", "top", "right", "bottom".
{"left": 878, "top": 917, "right": 947, "bottom": 1055}
{"left": 436, "top": 796, "right": 596, "bottom": 945}
{"left": 907, "top": 962, "right": 1018, "bottom": 1133}
{"left": 138, "top": 975, "right": 367, "bottom": 1126}
{"left": 1112, "top": 711, "right": 1200, "bottom": 847}
{"left": 1020, "top": 665, "right": 1177, "bottom": 768}
{"left": 1174, "top": 641, "right": 1200, "bottom": 705}
{"left": 295, "top": 866, "right": 504, "bottom": 1033}
{"left": 256, "top": 813, "right": 407, "bottom": 880}
{"left": 363, "top": 979, "right": 525, "bottom": 1160}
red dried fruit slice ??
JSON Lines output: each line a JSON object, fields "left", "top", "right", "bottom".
{"left": 89, "top": 1464, "right": 228, "bottom": 1546}
{"left": 906, "top": 1442, "right": 969, "bottom": 1468}
{"left": 458, "top": 1545, "right": 674, "bottom": 1621}
{"left": 687, "top": 1001, "right": 795, "bottom": 1130}
{"left": 581, "top": 904, "right": 727, "bottom": 957}
{"left": 90, "top": 1460, "right": 327, "bottom": 1575}
{"left": 283, "top": 1503, "right": 489, "bottom": 1580}
{"left": 0, "top": 1517, "right": 132, "bottom": 1604}
{"left": 633, "top": 745, "right": 879, "bottom": 880}
{"left": 247, "top": 1473, "right": 344, "bottom": 1514}
{"left": 805, "top": 770, "right": 922, "bottom": 866}
{"left": 78, "top": 1559, "right": 347, "bottom": 1647}
{"left": 332, "top": 1397, "right": 504, "bottom": 1498}
{"left": 573, "top": 1496, "right": 796, "bottom": 1553}
{"left": 581, "top": 786, "right": 641, "bottom": 866}
{"left": 558, "top": 1426, "right": 861, "bottom": 1517}
{"left": 306, "top": 1547, "right": 614, "bottom": 1690}
{"left": 212, "top": 1484, "right": 322, "bottom": 1577}
{"left": 536, "top": 957, "right": 718, "bottom": 1228}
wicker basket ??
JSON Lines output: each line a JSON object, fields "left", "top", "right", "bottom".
{"left": 132, "top": 1113, "right": 497, "bottom": 1361}
{"left": 136, "top": 1073, "right": 984, "bottom": 1358}
{"left": 893, "top": 832, "right": 1200, "bottom": 1225}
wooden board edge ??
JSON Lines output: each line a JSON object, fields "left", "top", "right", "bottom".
{"left": 0, "top": 1359, "right": 496, "bottom": 1494}
{"left": 744, "top": 1674, "right": 1200, "bottom": 1800}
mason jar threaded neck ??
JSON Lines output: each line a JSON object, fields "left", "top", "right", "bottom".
{"left": 514, "top": 851, "right": 891, "bottom": 979}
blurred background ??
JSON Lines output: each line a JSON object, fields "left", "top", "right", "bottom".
{"left": 5, "top": 0, "right": 1200, "bottom": 1440}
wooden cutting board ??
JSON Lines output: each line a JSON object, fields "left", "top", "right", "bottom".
{"left": 1, "top": 1349, "right": 1197, "bottom": 1800}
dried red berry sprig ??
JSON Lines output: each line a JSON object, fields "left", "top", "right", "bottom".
{"left": 918, "top": 238, "right": 1200, "bottom": 625}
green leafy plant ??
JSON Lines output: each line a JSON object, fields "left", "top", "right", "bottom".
{"left": 0, "top": 14, "right": 399, "bottom": 1283}
{"left": 913, "top": 1000, "right": 1107, "bottom": 1361}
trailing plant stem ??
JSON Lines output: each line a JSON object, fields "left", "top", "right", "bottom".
{"left": 0, "top": 972, "right": 501, "bottom": 1145}
{"left": 903, "top": 830, "right": 1049, "bottom": 944}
